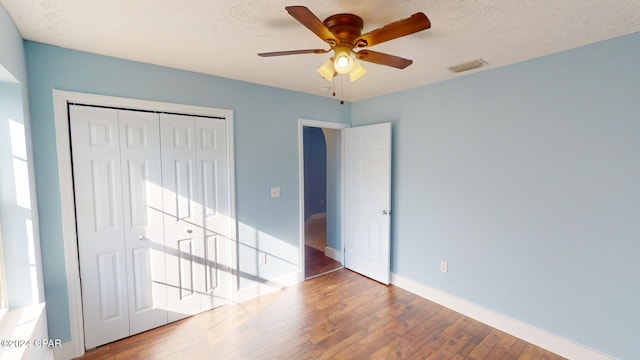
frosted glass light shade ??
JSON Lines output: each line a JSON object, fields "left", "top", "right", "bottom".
{"left": 349, "top": 60, "right": 367, "bottom": 82}
{"left": 317, "top": 59, "right": 335, "bottom": 81}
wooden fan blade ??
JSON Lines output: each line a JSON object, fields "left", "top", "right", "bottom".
{"left": 355, "top": 50, "right": 413, "bottom": 69}
{"left": 258, "top": 49, "right": 330, "bottom": 57}
{"left": 354, "top": 13, "right": 431, "bottom": 48}
{"left": 285, "top": 6, "right": 339, "bottom": 45}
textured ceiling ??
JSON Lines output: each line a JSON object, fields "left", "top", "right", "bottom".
{"left": 2, "top": 0, "right": 640, "bottom": 101}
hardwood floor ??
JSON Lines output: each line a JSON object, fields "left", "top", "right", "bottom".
{"left": 78, "top": 269, "right": 565, "bottom": 360}
{"left": 305, "top": 245, "right": 342, "bottom": 278}
{"left": 305, "top": 215, "right": 342, "bottom": 278}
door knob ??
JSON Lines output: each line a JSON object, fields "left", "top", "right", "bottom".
{"left": 138, "top": 235, "right": 145, "bottom": 240}
{"left": 185, "top": 229, "right": 193, "bottom": 234}
{"left": 382, "top": 210, "right": 390, "bottom": 215}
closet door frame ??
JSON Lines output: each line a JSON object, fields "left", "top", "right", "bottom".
{"left": 52, "top": 90, "right": 237, "bottom": 359}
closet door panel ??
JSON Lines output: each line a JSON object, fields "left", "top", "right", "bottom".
{"left": 196, "top": 118, "right": 232, "bottom": 307}
{"left": 160, "top": 113, "right": 206, "bottom": 322}
{"left": 70, "top": 105, "right": 129, "bottom": 349}
{"left": 118, "top": 110, "right": 168, "bottom": 335}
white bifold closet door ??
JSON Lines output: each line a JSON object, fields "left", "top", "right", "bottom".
{"left": 160, "top": 113, "right": 232, "bottom": 322}
{"left": 119, "top": 110, "right": 167, "bottom": 335}
{"left": 71, "top": 105, "right": 166, "bottom": 348}
{"left": 70, "top": 105, "right": 231, "bottom": 349}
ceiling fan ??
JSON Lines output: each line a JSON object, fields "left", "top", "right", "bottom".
{"left": 258, "top": 6, "right": 431, "bottom": 82}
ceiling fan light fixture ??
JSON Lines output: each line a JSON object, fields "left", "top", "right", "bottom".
{"left": 333, "top": 46, "right": 354, "bottom": 74}
{"left": 349, "top": 60, "right": 367, "bottom": 82}
{"left": 335, "top": 55, "right": 350, "bottom": 68}
{"left": 317, "top": 59, "right": 336, "bottom": 81}
{"left": 261, "top": 7, "right": 433, "bottom": 87}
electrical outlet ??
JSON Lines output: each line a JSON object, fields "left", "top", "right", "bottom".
{"left": 259, "top": 253, "right": 267, "bottom": 265}
{"left": 440, "top": 260, "right": 448, "bottom": 273}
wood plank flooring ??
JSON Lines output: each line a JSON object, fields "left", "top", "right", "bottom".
{"left": 305, "top": 245, "right": 342, "bottom": 278}
{"left": 78, "top": 269, "right": 565, "bottom": 360}
{"left": 305, "top": 216, "right": 342, "bottom": 278}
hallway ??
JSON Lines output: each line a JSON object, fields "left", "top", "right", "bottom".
{"left": 304, "top": 215, "right": 341, "bottom": 278}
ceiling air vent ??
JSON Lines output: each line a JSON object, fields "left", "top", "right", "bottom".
{"left": 448, "top": 59, "right": 488, "bottom": 73}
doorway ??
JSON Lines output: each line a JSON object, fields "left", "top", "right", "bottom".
{"left": 303, "top": 127, "right": 339, "bottom": 278}
{"left": 298, "top": 119, "right": 348, "bottom": 280}
{"left": 298, "top": 119, "right": 393, "bottom": 284}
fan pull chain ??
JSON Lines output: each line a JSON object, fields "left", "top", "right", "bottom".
{"left": 330, "top": 76, "right": 345, "bottom": 105}
{"left": 332, "top": 76, "right": 336, "bottom": 98}
{"left": 340, "top": 75, "right": 345, "bottom": 105}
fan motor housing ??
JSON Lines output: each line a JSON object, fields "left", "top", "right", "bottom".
{"left": 323, "top": 13, "right": 364, "bottom": 45}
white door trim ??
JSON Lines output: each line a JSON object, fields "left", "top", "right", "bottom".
{"left": 52, "top": 89, "right": 237, "bottom": 358}
{"left": 297, "top": 119, "right": 349, "bottom": 282}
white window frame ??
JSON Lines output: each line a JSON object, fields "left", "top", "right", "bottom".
{"left": 0, "top": 220, "right": 8, "bottom": 318}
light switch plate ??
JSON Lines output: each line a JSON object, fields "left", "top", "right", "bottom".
{"left": 271, "top": 187, "right": 281, "bottom": 198}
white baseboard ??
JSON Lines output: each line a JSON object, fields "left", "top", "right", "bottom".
{"left": 324, "top": 246, "right": 343, "bottom": 263}
{"left": 235, "top": 272, "right": 301, "bottom": 303}
{"left": 391, "top": 273, "right": 614, "bottom": 360}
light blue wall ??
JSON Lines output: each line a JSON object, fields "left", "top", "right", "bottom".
{"left": 24, "top": 41, "right": 350, "bottom": 341}
{"left": 0, "top": 3, "right": 45, "bottom": 308}
{"left": 0, "top": 82, "right": 30, "bottom": 307}
{"left": 351, "top": 32, "right": 640, "bottom": 360}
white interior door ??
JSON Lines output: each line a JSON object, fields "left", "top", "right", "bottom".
{"left": 118, "top": 110, "right": 167, "bottom": 335}
{"left": 70, "top": 105, "right": 129, "bottom": 349}
{"left": 343, "top": 123, "right": 392, "bottom": 284}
